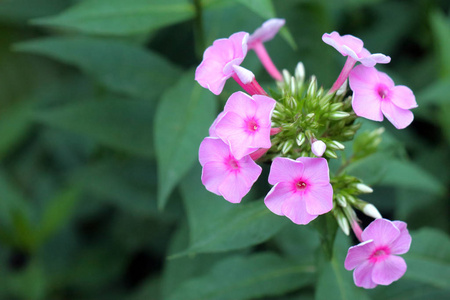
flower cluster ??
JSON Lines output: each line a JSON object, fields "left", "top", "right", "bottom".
{"left": 196, "top": 19, "right": 415, "bottom": 289}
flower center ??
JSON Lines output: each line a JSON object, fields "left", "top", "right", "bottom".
{"left": 246, "top": 118, "right": 259, "bottom": 132}
{"left": 295, "top": 181, "right": 307, "bottom": 191}
{"left": 370, "top": 246, "right": 390, "bottom": 263}
{"left": 226, "top": 156, "right": 240, "bottom": 171}
{"left": 377, "top": 84, "right": 389, "bottom": 100}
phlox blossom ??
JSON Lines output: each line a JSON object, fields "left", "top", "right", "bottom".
{"left": 195, "top": 32, "right": 249, "bottom": 95}
{"left": 264, "top": 157, "right": 333, "bottom": 225}
{"left": 322, "top": 31, "right": 390, "bottom": 67}
{"left": 214, "top": 91, "right": 276, "bottom": 159}
{"left": 349, "top": 65, "right": 417, "bottom": 129}
{"left": 199, "top": 137, "right": 262, "bottom": 203}
{"left": 345, "top": 218, "right": 411, "bottom": 289}
{"left": 247, "top": 18, "right": 285, "bottom": 49}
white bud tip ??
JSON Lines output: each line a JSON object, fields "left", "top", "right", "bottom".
{"left": 232, "top": 65, "right": 254, "bottom": 84}
{"left": 336, "top": 79, "right": 348, "bottom": 95}
{"left": 311, "top": 140, "right": 326, "bottom": 157}
{"left": 355, "top": 183, "right": 373, "bottom": 193}
{"left": 295, "top": 62, "right": 305, "bottom": 80}
{"left": 363, "top": 204, "right": 382, "bottom": 219}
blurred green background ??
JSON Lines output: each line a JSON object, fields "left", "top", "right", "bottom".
{"left": 0, "top": 0, "right": 448, "bottom": 299}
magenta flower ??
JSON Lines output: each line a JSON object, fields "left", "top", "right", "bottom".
{"left": 322, "top": 31, "right": 391, "bottom": 93}
{"left": 195, "top": 32, "right": 249, "bottom": 95}
{"left": 349, "top": 65, "right": 417, "bottom": 129}
{"left": 199, "top": 137, "right": 262, "bottom": 203}
{"left": 247, "top": 18, "right": 285, "bottom": 81}
{"left": 264, "top": 157, "right": 333, "bottom": 225}
{"left": 215, "top": 92, "right": 276, "bottom": 159}
{"left": 345, "top": 218, "right": 411, "bottom": 289}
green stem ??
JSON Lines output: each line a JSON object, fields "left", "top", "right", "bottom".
{"left": 193, "top": 0, "right": 206, "bottom": 61}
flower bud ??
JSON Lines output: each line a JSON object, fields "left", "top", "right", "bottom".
{"left": 355, "top": 183, "right": 373, "bottom": 193}
{"left": 290, "top": 77, "right": 296, "bottom": 95}
{"left": 296, "top": 133, "right": 306, "bottom": 146}
{"left": 306, "top": 76, "right": 317, "bottom": 98}
{"left": 295, "top": 62, "right": 305, "bottom": 83}
{"left": 336, "top": 213, "right": 350, "bottom": 235}
{"left": 329, "top": 111, "right": 350, "bottom": 120}
{"left": 336, "top": 194, "right": 347, "bottom": 207}
{"left": 363, "top": 204, "right": 382, "bottom": 219}
{"left": 281, "top": 140, "right": 294, "bottom": 154}
{"left": 329, "top": 140, "right": 345, "bottom": 150}
{"left": 311, "top": 140, "right": 326, "bottom": 157}
{"left": 336, "top": 79, "right": 347, "bottom": 95}
{"left": 329, "top": 102, "right": 343, "bottom": 111}
{"left": 324, "top": 149, "right": 337, "bottom": 159}
{"left": 282, "top": 69, "right": 291, "bottom": 83}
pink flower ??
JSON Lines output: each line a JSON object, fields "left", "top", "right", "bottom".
{"left": 199, "top": 137, "right": 262, "bottom": 203}
{"left": 349, "top": 65, "right": 418, "bottom": 129}
{"left": 345, "top": 218, "right": 412, "bottom": 289}
{"left": 247, "top": 19, "right": 285, "bottom": 81}
{"left": 195, "top": 32, "right": 249, "bottom": 95}
{"left": 311, "top": 140, "right": 326, "bottom": 157}
{"left": 215, "top": 92, "right": 276, "bottom": 159}
{"left": 247, "top": 18, "right": 285, "bottom": 48}
{"left": 264, "top": 157, "right": 333, "bottom": 225}
{"left": 322, "top": 31, "right": 390, "bottom": 67}
{"left": 323, "top": 31, "right": 390, "bottom": 93}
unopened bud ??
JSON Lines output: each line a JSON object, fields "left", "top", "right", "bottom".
{"left": 295, "top": 62, "right": 305, "bottom": 82}
{"left": 311, "top": 140, "right": 326, "bottom": 157}
{"left": 324, "top": 149, "right": 337, "bottom": 159}
{"left": 363, "top": 204, "right": 382, "bottom": 219}
{"left": 287, "top": 96, "right": 297, "bottom": 109}
{"left": 336, "top": 79, "right": 348, "bottom": 95}
{"left": 282, "top": 69, "right": 291, "bottom": 83}
{"left": 281, "top": 140, "right": 294, "bottom": 154}
{"left": 329, "top": 111, "right": 350, "bottom": 120}
{"left": 329, "top": 140, "right": 345, "bottom": 150}
{"left": 337, "top": 214, "right": 350, "bottom": 236}
{"left": 296, "top": 133, "right": 306, "bottom": 146}
{"left": 329, "top": 102, "right": 343, "bottom": 111}
{"left": 290, "top": 77, "right": 296, "bottom": 95}
{"left": 355, "top": 183, "right": 373, "bottom": 194}
{"left": 306, "top": 76, "right": 317, "bottom": 98}
{"left": 336, "top": 194, "right": 347, "bottom": 207}
{"left": 232, "top": 65, "right": 254, "bottom": 84}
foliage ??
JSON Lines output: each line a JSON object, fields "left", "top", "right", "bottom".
{"left": 0, "top": 0, "right": 449, "bottom": 299}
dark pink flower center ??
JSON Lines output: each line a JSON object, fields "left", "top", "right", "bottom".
{"left": 246, "top": 118, "right": 259, "bottom": 132}
{"left": 370, "top": 246, "right": 391, "bottom": 263}
{"left": 376, "top": 84, "right": 389, "bottom": 100}
{"left": 295, "top": 180, "right": 307, "bottom": 191}
{"left": 226, "top": 156, "right": 240, "bottom": 172}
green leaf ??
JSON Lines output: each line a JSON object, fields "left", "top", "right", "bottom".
{"left": 32, "top": 0, "right": 195, "bottom": 36}
{"left": 167, "top": 252, "right": 315, "bottom": 300}
{"left": 316, "top": 232, "right": 370, "bottom": 300}
{"left": 14, "top": 36, "right": 181, "bottom": 100}
{"left": 35, "top": 188, "right": 80, "bottom": 247}
{"left": 177, "top": 165, "right": 287, "bottom": 256}
{"left": 33, "top": 98, "right": 157, "bottom": 159}
{"left": 155, "top": 71, "right": 216, "bottom": 209}
{"left": 0, "top": 0, "right": 69, "bottom": 23}
{"left": 403, "top": 228, "right": 450, "bottom": 289}
{"left": 0, "top": 101, "right": 33, "bottom": 161}
{"left": 430, "top": 10, "right": 450, "bottom": 78}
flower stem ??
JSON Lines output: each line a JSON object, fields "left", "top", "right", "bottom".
{"left": 252, "top": 42, "right": 283, "bottom": 81}
{"left": 329, "top": 56, "right": 357, "bottom": 94}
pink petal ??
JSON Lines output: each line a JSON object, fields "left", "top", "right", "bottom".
{"left": 303, "top": 183, "right": 333, "bottom": 215}
{"left": 345, "top": 240, "right": 375, "bottom": 270}
{"left": 252, "top": 95, "right": 277, "bottom": 127}
{"left": 296, "top": 157, "right": 330, "bottom": 185}
{"left": 224, "top": 92, "right": 257, "bottom": 119}
{"left": 381, "top": 100, "right": 414, "bottom": 129}
{"left": 322, "top": 32, "right": 364, "bottom": 57}
{"left": 218, "top": 157, "right": 261, "bottom": 203}
{"left": 354, "top": 261, "right": 378, "bottom": 289}
{"left": 349, "top": 65, "right": 379, "bottom": 91}
{"left": 195, "top": 59, "right": 228, "bottom": 95}
{"left": 351, "top": 90, "right": 384, "bottom": 121}
{"left": 198, "top": 137, "right": 230, "bottom": 166}
{"left": 377, "top": 71, "right": 395, "bottom": 89}
{"left": 361, "top": 219, "right": 400, "bottom": 247}
{"left": 389, "top": 85, "right": 417, "bottom": 110}
{"left": 359, "top": 53, "right": 391, "bottom": 67}
{"left": 248, "top": 18, "right": 285, "bottom": 47}
{"left": 209, "top": 111, "right": 226, "bottom": 137}
{"left": 228, "top": 31, "right": 249, "bottom": 61}
{"left": 281, "top": 194, "right": 318, "bottom": 225}
{"left": 268, "top": 157, "right": 304, "bottom": 185}
{"left": 264, "top": 182, "right": 295, "bottom": 215}
{"left": 215, "top": 112, "right": 259, "bottom": 159}
{"left": 201, "top": 161, "right": 229, "bottom": 195}
{"left": 390, "top": 221, "right": 412, "bottom": 255}
{"left": 372, "top": 255, "right": 407, "bottom": 285}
